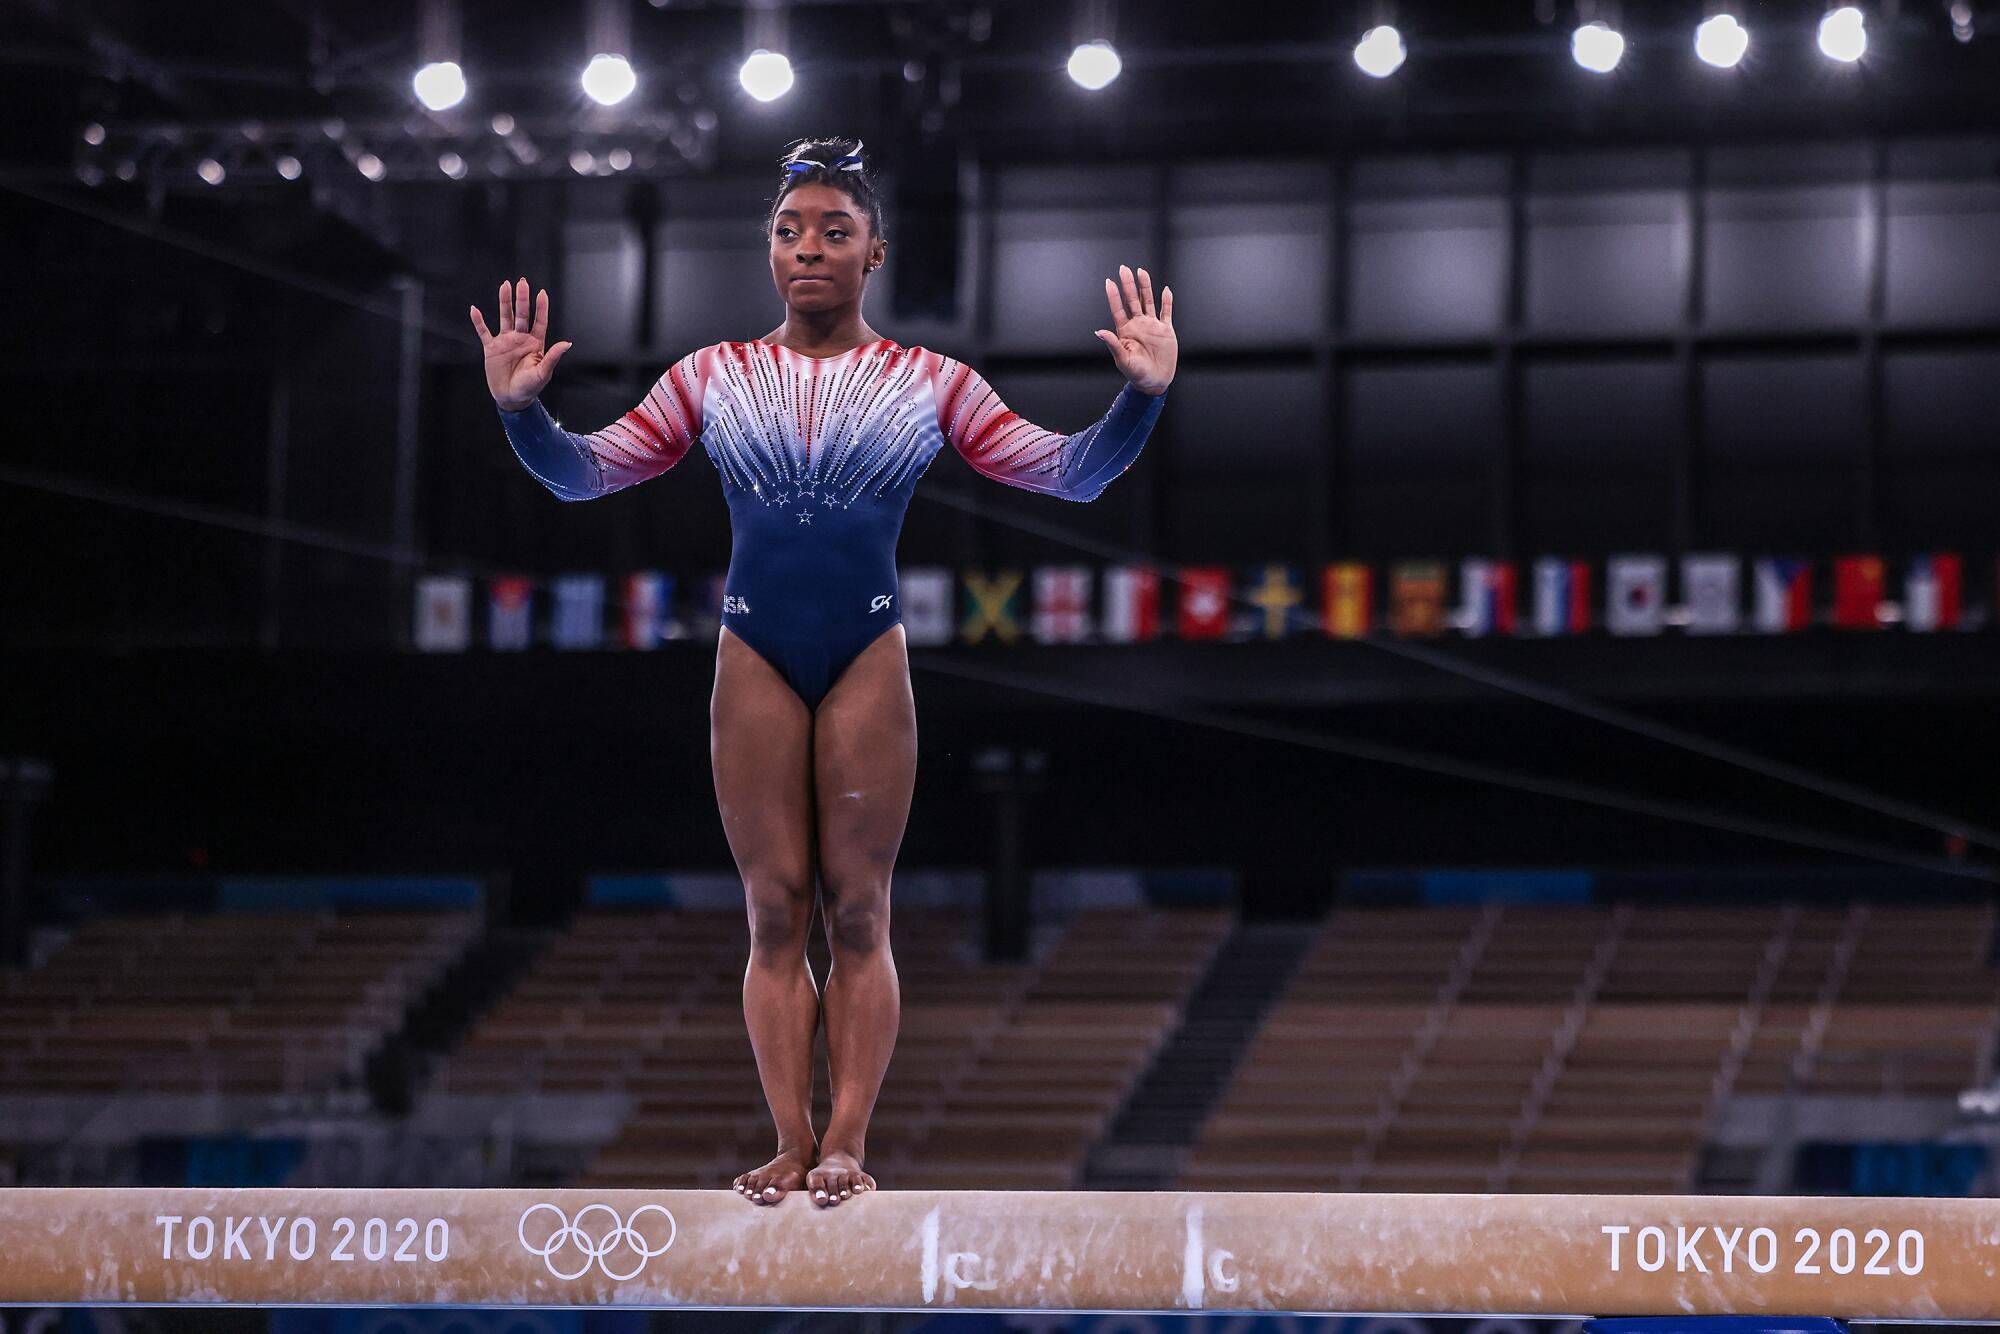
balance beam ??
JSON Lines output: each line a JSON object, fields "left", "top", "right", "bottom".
{"left": 0, "top": 1189, "right": 1989, "bottom": 1315}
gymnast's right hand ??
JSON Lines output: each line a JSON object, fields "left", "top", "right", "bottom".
{"left": 471, "top": 276, "right": 574, "bottom": 412}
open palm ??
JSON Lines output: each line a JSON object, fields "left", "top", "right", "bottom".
{"left": 1095, "top": 264, "right": 1176, "bottom": 396}
{"left": 470, "top": 277, "right": 574, "bottom": 411}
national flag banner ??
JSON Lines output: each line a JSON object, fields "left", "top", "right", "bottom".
{"left": 488, "top": 576, "right": 535, "bottom": 651}
{"left": 1032, "top": 565, "right": 1093, "bottom": 644}
{"left": 898, "top": 567, "right": 954, "bottom": 646}
{"left": 1243, "top": 563, "right": 1311, "bottom": 640}
{"left": 415, "top": 575, "right": 472, "bottom": 653}
{"left": 961, "top": 569, "right": 1023, "bottom": 643}
{"left": 1752, "top": 557, "right": 1813, "bottom": 633}
{"left": 552, "top": 574, "right": 606, "bottom": 650}
{"left": 1456, "top": 559, "right": 1517, "bottom": 638}
{"left": 622, "top": 571, "right": 671, "bottom": 651}
{"left": 1832, "top": 554, "right": 1886, "bottom": 630}
{"left": 1176, "top": 567, "right": 1231, "bottom": 640}
{"left": 685, "top": 572, "right": 727, "bottom": 639}
{"left": 1905, "top": 554, "right": 1962, "bottom": 632}
{"left": 1321, "top": 562, "right": 1372, "bottom": 639}
{"left": 1389, "top": 561, "right": 1447, "bottom": 638}
{"left": 1528, "top": 558, "right": 1591, "bottom": 637}
{"left": 1681, "top": 554, "right": 1742, "bottom": 636}
{"left": 1101, "top": 565, "right": 1162, "bottom": 643}
{"left": 1606, "top": 555, "right": 1666, "bottom": 637}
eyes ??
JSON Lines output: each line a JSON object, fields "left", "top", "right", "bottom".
{"left": 776, "top": 226, "right": 847, "bottom": 240}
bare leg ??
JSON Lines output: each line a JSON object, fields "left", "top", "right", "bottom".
{"left": 713, "top": 625, "right": 819, "bottom": 1205}
{"left": 806, "top": 623, "right": 917, "bottom": 1206}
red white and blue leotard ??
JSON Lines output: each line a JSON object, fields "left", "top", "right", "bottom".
{"left": 497, "top": 338, "right": 1168, "bottom": 709}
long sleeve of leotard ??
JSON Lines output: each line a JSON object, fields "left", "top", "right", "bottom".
{"left": 931, "top": 355, "right": 1167, "bottom": 504}
{"left": 495, "top": 349, "right": 706, "bottom": 502}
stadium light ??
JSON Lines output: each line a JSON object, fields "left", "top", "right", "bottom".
{"left": 1066, "top": 39, "right": 1122, "bottom": 90}
{"left": 413, "top": 0, "right": 467, "bottom": 111}
{"left": 581, "top": 53, "right": 637, "bottom": 106}
{"left": 1695, "top": 12, "right": 1750, "bottom": 68}
{"left": 1572, "top": 21, "right": 1626, "bottom": 73}
{"left": 1354, "top": 25, "right": 1407, "bottom": 78}
{"left": 739, "top": 49, "right": 795, "bottom": 102}
{"left": 1818, "top": 6, "right": 1867, "bottom": 62}
{"left": 413, "top": 62, "right": 466, "bottom": 112}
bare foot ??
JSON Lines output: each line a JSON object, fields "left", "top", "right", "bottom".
{"left": 733, "top": 1142, "right": 814, "bottom": 1206}
{"left": 806, "top": 1144, "right": 876, "bottom": 1208}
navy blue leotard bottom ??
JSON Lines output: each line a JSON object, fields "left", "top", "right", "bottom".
{"left": 716, "top": 482, "right": 908, "bottom": 711}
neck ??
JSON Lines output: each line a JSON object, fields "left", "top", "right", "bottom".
{"left": 770, "top": 307, "right": 875, "bottom": 349}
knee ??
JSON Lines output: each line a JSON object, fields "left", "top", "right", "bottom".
{"left": 745, "top": 873, "right": 814, "bottom": 957}
{"left": 822, "top": 878, "right": 890, "bottom": 954}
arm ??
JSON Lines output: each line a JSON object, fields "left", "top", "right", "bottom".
{"left": 497, "top": 349, "right": 706, "bottom": 502}
{"left": 933, "top": 356, "right": 1167, "bottom": 504}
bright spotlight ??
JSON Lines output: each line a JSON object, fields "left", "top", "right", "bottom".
{"left": 1066, "top": 40, "right": 1122, "bottom": 90}
{"left": 438, "top": 151, "right": 466, "bottom": 178}
{"left": 1572, "top": 21, "right": 1625, "bottom": 73}
{"left": 581, "top": 52, "right": 637, "bottom": 106}
{"left": 738, "top": 48, "right": 795, "bottom": 102}
{"left": 413, "top": 60, "right": 467, "bottom": 111}
{"left": 197, "top": 158, "right": 225, "bottom": 185}
{"left": 1354, "top": 24, "right": 1407, "bottom": 78}
{"left": 1818, "top": 6, "right": 1867, "bottom": 61}
{"left": 1695, "top": 13, "right": 1749, "bottom": 68}
{"left": 275, "top": 155, "right": 302, "bottom": 179}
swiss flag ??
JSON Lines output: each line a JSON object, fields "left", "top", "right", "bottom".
{"left": 1176, "top": 567, "right": 1230, "bottom": 640}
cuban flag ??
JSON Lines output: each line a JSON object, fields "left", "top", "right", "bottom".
{"left": 1905, "top": 554, "right": 1961, "bottom": 632}
{"left": 1752, "top": 558, "right": 1813, "bottom": 633}
{"left": 1457, "top": 559, "right": 1517, "bottom": 637}
{"left": 488, "top": 576, "right": 535, "bottom": 651}
{"left": 1530, "top": 559, "right": 1591, "bottom": 637}
{"left": 622, "top": 571, "right": 671, "bottom": 650}
{"left": 1102, "top": 566, "right": 1161, "bottom": 642}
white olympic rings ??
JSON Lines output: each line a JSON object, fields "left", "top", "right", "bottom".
{"left": 516, "top": 1202, "right": 678, "bottom": 1282}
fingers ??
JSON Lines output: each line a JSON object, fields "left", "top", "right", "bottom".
{"left": 1162, "top": 283, "right": 1173, "bottom": 327}
{"left": 499, "top": 280, "right": 513, "bottom": 334}
{"left": 542, "top": 340, "right": 573, "bottom": 374}
{"left": 1134, "top": 265, "right": 1155, "bottom": 318}
{"left": 469, "top": 305, "right": 493, "bottom": 345}
{"left": 1119, "top": 264, "right": 1143, "bottom": 319}
{"left": 514, "top": 277, "right": 530, "bottom": 333}
{"left": 530, "top": 287, "right": 549, "bottom": 344}
{"left": 1104, "top": 276, "right": 1127, "bottom": 327}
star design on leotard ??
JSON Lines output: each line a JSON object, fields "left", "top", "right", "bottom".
{"left": 796, "top": 509, "right": 813, "bottom": 524}
{"left": 773, "top": 490, "right": 792, "bottom": 506}
{"left": 797, "top": 483, "right": 818, "bottom": 502}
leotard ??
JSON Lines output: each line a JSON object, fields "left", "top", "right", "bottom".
{"left": 496, "top": 338, "right": 1167, "bottom": 709}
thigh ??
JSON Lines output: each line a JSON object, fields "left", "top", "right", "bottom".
{"left": 713, "top": 625, "right": 817, "bottom": 904}
{"left": 813, "top": 625, "right": 918, "bottom": 913}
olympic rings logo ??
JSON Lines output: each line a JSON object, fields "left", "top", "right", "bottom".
{"left": 516, "top": 1203, "right": 678, "bottom": 1282}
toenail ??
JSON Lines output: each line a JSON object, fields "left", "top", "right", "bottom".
{"left": 815, "top": 1190, "right": 826, "bottom": 1199}
{"left": 763, "top": 1186, "right": 777, "bottom": 1195}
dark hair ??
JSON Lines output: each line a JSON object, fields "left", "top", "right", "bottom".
{"left": 764, "top": 135, "right": 887, "bottom": 243}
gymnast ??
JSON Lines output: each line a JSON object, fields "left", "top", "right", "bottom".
{"left": 469, "top": 135, "right": 1176, "bottom": 1209}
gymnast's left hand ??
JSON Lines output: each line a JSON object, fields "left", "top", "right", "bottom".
{"left": 1095, "top": 264, "right": 1176, "bottom": 397}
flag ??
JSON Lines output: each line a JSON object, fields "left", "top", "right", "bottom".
{"left": 1243, "top": 563, "right": 1310, "bottom": 640}
{"left": 1752, "top": 557, "right": 1813, "bottom": 633}
{"left": 1530, "top": 558, "right": 1591, "bottom": 637}
{"left": 1457, "top": 559, "right": 1517, "bottom": 638}
{"left": 1032, "top": 565, "right": 1093, "bottom": 644}
{"left": 1833, "top": 554, "right": 1885, "bottom": 630}
{"left": 1176, "top": 567, "right": 1230, "bottom": 640}
{"left": 899, "top": 567, "right": 954, "bottom": 646}
{"left": 1102, "top": 566, "right": 1161, "bottom": 642}
{"left": 415, "top": 575, "right": 472, "bottom": 652}
{"left": 488, "top": 576, "right": 535, "bottom": 651}
{"left": 1389, "top": 561, "right": 1447, "bottom": 638}
{"left": 1322, "top": 563, "right": 1372, "bottom": 639}
{"left": 552, "top": 575, "right": 606, "bottom": 650}
{"left": 1905, "top": 554, "right": 1962, "bottom": 632}
{"left": 1681, "top": 555, "right": 1741, "bottom": 635}
{"left": 961, "top": 569, "right": 1023, "bottom": 643}
{"left": 622, "top": 571, "right": 670, "bottom": 650}
{"left": 1606, "top": 556, "right": 1666, "bottom": 636}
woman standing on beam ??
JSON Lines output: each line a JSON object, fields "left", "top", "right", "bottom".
{"left": 471, "top": 135, "right": 1177, "bottom": 1208}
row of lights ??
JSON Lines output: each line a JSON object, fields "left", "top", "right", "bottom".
{"left": 411, "top": 48, "right": 795, "bottom": 112}
{"left": 1348, "top": 4, "right": 1968, "bottom": 80}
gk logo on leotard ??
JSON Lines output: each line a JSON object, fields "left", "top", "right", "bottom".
{"left": 517, "top": 1202, "right": 677, "bottom": 1282}
{"left": 870, "top": 593, "right": 894, "bottom": 613}
{"left": 723, "top": 595, "right": 751, "bottom": 614}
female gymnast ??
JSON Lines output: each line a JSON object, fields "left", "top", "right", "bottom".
{"left": 470, "top": 136, "right": 1176, "bottom": 1209}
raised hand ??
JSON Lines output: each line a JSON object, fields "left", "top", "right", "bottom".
{"left": 1094, "top": 264, "right": 1176, "bottom": 396}
{"left": 470, "top": 277, "right": 574, "bottom": 411}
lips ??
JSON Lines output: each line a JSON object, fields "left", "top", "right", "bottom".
{"left": 792, "top": 276, "right": 830, "bottom": 284}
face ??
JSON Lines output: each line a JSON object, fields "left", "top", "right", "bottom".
{"left": 770, "top": 183, "right": 885, "bottom": 311}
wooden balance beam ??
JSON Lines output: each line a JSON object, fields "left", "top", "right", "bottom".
{"left": 0, "top": 1189, "right": 1987, "bottom": 1316}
